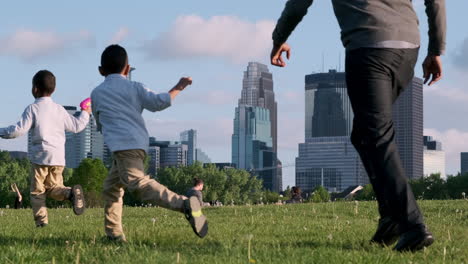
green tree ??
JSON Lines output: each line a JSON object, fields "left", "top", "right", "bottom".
{"left": 355, "top": 184, "right": 375, "bottom": 201}
{"left": 310, "top": 186, "right": 330, "bottom": 203}
{"left": 67, "top": 158, "right": 108, "bottom": 207}
{"left": 446, "top": 173, "right": 468, "bottom": 199}
{"left": 0, "top": 151, "right": 31, "bottom": 208}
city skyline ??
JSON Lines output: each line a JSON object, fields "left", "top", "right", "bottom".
{"left": 0, "top": 1, "right": 467, "bottom": 189}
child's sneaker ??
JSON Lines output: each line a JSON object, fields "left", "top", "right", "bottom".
{"left": 184, "top": 196, "right": 208, "bottom": 238}
{"left": 36, "top": 223, "right": 48, "bottom": 228}
{"left": 70, "top": 185, "right": 85, "bottom": 215}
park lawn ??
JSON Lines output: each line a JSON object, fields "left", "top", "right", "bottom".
{"left": 0, "top": 200, "right": 467, "bottom": 264}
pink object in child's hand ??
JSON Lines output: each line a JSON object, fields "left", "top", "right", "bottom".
{"left": 80, "top": 98, "right": 91, "bottom": 110}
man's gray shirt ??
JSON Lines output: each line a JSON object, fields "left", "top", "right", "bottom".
{"left": 273, "top": 0, "right": 446, "bottom": 55}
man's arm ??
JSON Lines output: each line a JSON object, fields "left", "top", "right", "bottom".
{"left": 425, "top": 0, "right": 446, "bottom": 56}
{"left": 0, "top": 106, "right": 34, "bottom": 139}
{"left": 271, "top": 0, "right": 314, "bottom": 67}
{"left": 422, "top": 0, "right": 446, "bottom": 86}
{"left": 272, "top": 0, "right": 314, "bottom": 47}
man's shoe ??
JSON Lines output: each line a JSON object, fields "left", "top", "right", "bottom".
{"left": 36, "top": 223, "right": 48, "bottom": 228}
{"left": 106, "top": 235, "right": 128, "bottom": 243}
{"left": 370, "top": 217, "right": 400, "bottom": 246}
{"left": 394, "top": 225, "right": 434, "bottom": 252}
{"left": 70, "top": 185, "right": 85, "bottom": 215}
{"left": 184, "top": 196, "right": 208, "bottom": 238}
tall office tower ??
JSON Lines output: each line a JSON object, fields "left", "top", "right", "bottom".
{"left": 235, "top": 62, "right": 281, "bottom": 191}
{"left": 239, "top": 62, "right": 277, "bottom": 152}
{"left": 392, "top": 77, "right": 424, "bottom": 179}
{"left": 61, "top": 106, "right": 105, "bottom": 168}
{"left": 232, "top": 105, "right": 277, "bottom": 190}
{"left": 461, "top": 152, "right": 468, "bottom": 175}
{"left": 423, "top": 136, "right": 446, "bottom": 179}
{"left": 180, "top": 129, "right": 197, "bottom": 165}
{"left": 195, "top": 148, "right": 212, "bottom": 164}
{"left": 296, "top": 70, "right": 367, "bottom": 193}
{"left": 305, "top": 70, "right": 353, "bottom": 138}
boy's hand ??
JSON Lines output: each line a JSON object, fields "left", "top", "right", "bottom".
{"left": 176, "top": 77, "right": 193, "bottom": 90}
{"left": 169, "top": 77, "right": 193, "bottom": 100}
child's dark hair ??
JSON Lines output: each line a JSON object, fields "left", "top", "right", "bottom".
{"left": 101, "top": 44, "right": 128, "bottom": 74}
{"left": 32, "top": 70, "right": 56, "bottom": 97}
{"left": 193, "top": 178, "right": 204, "bottom": 187}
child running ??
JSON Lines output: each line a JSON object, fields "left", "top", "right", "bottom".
{"left": 0, "top": 70, "right": 89, "bottom": 227}
{"left": 91, "top": 45, "right": 208, "bottom": 242}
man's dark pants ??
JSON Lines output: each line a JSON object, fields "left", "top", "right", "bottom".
{"left": 345, "top": 48, "right": 424, "bottom": 233}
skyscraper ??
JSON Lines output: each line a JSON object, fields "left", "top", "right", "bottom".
{"left": 234, "top": 62, "right": 281, "bottom": 191}
{"left": 393, "top": 77, "right": 424, "bottom": 179}
{"left": 423, "top": 136, "right": 446, "bottom": 179}
{"left": 297, "top": 70, "right": 367, "bottom": 192}
{"left": 180, "top": 129, "right": 197, "bottom": 165}
{"left": 239, "top": 62, "right": 278, "bottom": 153}
{"left": 62, "top": 106, "right": 106, "bottom": 168}
{"left": 461, "top": 152, "right": 468, "bottom": 175}
{"left": 305, "top": 70, "right": 353, "bottom": 138}
{"left": 232, "top": 105, "right": 277, "bottom": 190}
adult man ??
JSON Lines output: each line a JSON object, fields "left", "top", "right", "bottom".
{"left": 270, "top": 0, "right": 445, "bottom": 252}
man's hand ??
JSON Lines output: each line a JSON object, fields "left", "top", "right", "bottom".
{"left": 169, "top": 77, "right": 193, "bottom": 100}
{"left": 270, "top": 43, "right": 291, "bottom": 67}
{"left": 422, "top": 55, "right": 443, "bottom": 86}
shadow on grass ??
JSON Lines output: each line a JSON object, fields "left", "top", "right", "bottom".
{"left": 277, "top": 239, "right": 378, "bottom": 252}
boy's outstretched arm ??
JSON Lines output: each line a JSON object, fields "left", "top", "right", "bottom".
{"left": 0, "top": 106, "right": 34, "bottom": 139}
{"left": 139, "top": 77, "right": 192, "bottom": 112}
{"left": 63, "top": 108, "right": 90, "bottom": 133}
{"left": 271, "top": 0, "right": 314, "bottom": 67}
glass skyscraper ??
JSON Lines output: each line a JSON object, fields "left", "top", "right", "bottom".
{"left": 180, "top": 129, "right": 197, "bottom": 165}
{"left": 305, "top": 70, "right": 353, "bottom": 138}
{"left": 232, "top": 105, "right": 277, "bottom": 190}
{"left": 297, "top": 70, "right": 367, "bottom": 193}
{"left": 392, "top": 77, "right": 424, "bottom": 179}
{"left": 233, "top": 62, "right": 281, "bottom": 192}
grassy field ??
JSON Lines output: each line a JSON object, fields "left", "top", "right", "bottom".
{"left": 0, "top": 200, "right": 467, "bottom": 264}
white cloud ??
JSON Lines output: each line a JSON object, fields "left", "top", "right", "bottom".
{"left": 0, "top": 29, "right": 95, "bottom": 61}
{"left": 424, "top": 82, "right": 468, "bottom": 103}
{"left": 142, "top": 15, "right": 275, "bottom": 64}
{"left": 109, "top": 27, "right": 130, "bottom": 44}
{"left": 424, "top": 128, "right": 468, "bottom": 175}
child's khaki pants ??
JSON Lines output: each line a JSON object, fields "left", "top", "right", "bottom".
{"left": 103, "top": 149, "right": 186, "bottom": 238}
{"left": 30, "top": 164, "right": 71, "bottom": 225}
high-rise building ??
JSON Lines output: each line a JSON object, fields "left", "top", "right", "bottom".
{"left": 195, "top": 148, "right": 211, "bottom": 164}
{"left": 461, "top": 152, "right": 468, "bottom": 175}
{"left": 180, "top": 129, "right": 197, "bottom": 165}
{"left": 423, "top": 136, "right": 446, "bottom": 179}
{"left": 296, "top": 137, "right": 367, "bottom": 192}
{"left": 148, "top": 139, "right": 188, "bottom": 174}
{"left": 297, "top": 70, "right": 367, "bottom": 193}
{"left": 305, "top": 70, "right": 353, "bottom": 138}
{"left": 234, "top": 62, "right": 281, "bottom": 191}
{"left": 62, "top": 106, "right": 106, "bottom": 168}
{"left": 232, "top": 105, "right": 277, "bottom": 190}
{"left": 393, "top": 77, "right": 424, "bottom": 179}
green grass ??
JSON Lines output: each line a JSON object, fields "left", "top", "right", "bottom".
{"left": 0, "top": 200, "right": 467, "bottom": 264}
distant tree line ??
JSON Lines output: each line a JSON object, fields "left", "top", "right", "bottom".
{"left": 355, "top": 173, "right": 468, "bottom": 201}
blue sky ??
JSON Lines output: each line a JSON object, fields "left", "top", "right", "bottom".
{"left": 0, "top": 0, "right": 467, "bottom": 188}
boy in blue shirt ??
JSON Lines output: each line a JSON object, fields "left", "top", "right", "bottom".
{"left": 91, "top": 45, "right": 208, "bottom": 242}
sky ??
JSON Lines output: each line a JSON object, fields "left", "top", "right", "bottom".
{"left": 0, "top": 0, "right": 467, "bottom": 188}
